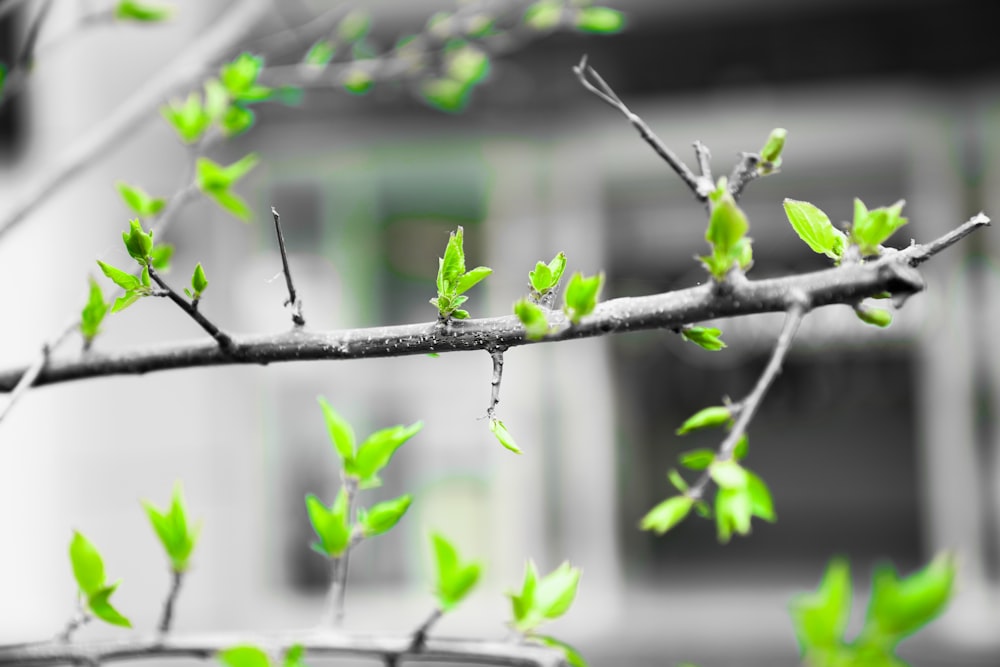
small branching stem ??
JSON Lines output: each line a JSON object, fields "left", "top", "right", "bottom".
{"left": 0, "top": 322, "right": 74, "bottom": 426}
{"left": 322, "top": 477, "right": 359, "bottom": 628}
{"left": 158, "top": 570, "right": 184, "bottom": 634}
{"left": 57, "top": 604, "right": 90, "bottom": 643}
{"left": 728, "top": 152, "right": 762, "bottom": 200}
{"left": 146, "top": 265, "right": 234, "bottom": 351}
{"left": 410, "top": 607, "right": 445, "bottom": 651}
{"left": 487, "top": 348, "right": 506, "bottom": 419}
{"left": 271, "top": 207, "right": 306, "bottom": 327}
{"left": 573, "top": 56, "right": 711, "bottom": 200}
{"left": 693, "top": 141, "right": 712, "bottom": 181}
{"left": 689, "top": 299, "right": 808, "bottom": 500}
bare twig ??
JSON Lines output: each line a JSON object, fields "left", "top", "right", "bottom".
{"left": 410, "top": 607, "right": 445, "bottom": 651}
{"left": 486, "top": 348, "right": 505, "bottom": 419}
{"left": 158, "top": 570, "right": 184, "bottom": 634}
{"left": 271, "top": 207, "right": 305, "bottom": 327}
{"left": 0, "top": 0, "right": 270, "bottom": 242}
{"left": 693, "top": 140, "right": 712, "bottom": 182}
{"left": 689, "top": 300, "right": 808, "bottom": 500}
{"left": 573, "top": 55, "right": 710, "bottom": 200}
{"left": 146, "top": 265, "right": 234, "bottom": 351}
{"left": 56, "top": 604, "right": 90, "bottom": 643}
{"left": 0, "top": 631, "right": 566, "bottom": 667}
{"left": 0, "top": 322, "right": 74, "bottom": 426}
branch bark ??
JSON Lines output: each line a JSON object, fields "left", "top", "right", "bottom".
{"left": 0, "top": 214, "right": 987, "bottom": 394}
{"left": 0, "top": 631, "right": 566, "bottom": 667}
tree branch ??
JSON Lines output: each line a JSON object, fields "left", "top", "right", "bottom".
{"left": 0, "top": 631, "right": 566, "bottom": 667}
{"left": 0, "top": 0, "right": 270, "bottom": 242}
{"left": 146, "top": 265, "right": 234, "bottom": 351}
{"left": 271, "top": 207, "right": 305, "bottom": 327}
{"left": 0, "top": 215, "right": 986, "bottom": 394}
{"left": 157, "top": 570, "right": 184, "bottom": 634}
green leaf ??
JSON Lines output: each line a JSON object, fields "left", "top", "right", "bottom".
{"left": 221, "top": 105, "right": 255, "bottom": 137}
{"left": 196, "top": 154, "right": 259, "bottom": 192}
{"left": 759, "top": 127, "right": 787, "bottom": 164}
{"left": 305, "top": 491, "right": 351, "bottom": 557}
{"left": 563, "top": 272, "right": 604, "bottom": 324}
{"left": 284, "top": 644, "right": 306, "bottom": 667}
{"left": 733, "top": 434, "right": 749, "bottom": 461}
{"left": 190, "top": 263, "right": 208, "bottom": 297}
{"left": 702, "top": 182, "right": 751, "bottom": 280}
{"left": 783, "top": 199, "right": 847, "bottom": 261}
{"left": 431, "top": 533, "right": 482, "bottom": 611}
{"left": 508, "top": 560, "right": 538, "bottom": 624}
{"left": 533, "top": 562, "right": 581, "bottom": 621}
{"left": 361, "top": 495, "right": 412, "bottom": 537}
{"left": 439, "top": 227, "right": 467, "bottom": 293}
{"left": 353, "top": 421, "right": 422, "bottom": 481}
{"left": 529, "top": 264, "right": 552, "bottom": 295}
{"left": 114, "top": 0, "right": 173, "bottom": 22}
{"left": 679, "top": 449, "right": 715, "bottom": 471}
{"left": 343, "top": 68, "right": 373, "bottom": 95}
{"left": 746, "top": 470, "right": 776, "bottom": 522}
{"left": 421, "top": 78, "right": 471, "bottom": 113}
{"left": 0, "top": 64, "right": 6, "bottom": 97}
{"left": 143, "top": 482, "right": 200, "bottom": 572}
{"left": 523, "top": 1, "right": 562, "bottom": 30}
{"left": 304, "top": 40, "right": 336, "bottom": 68}
{"left": 220, "top": 53, "right": 264, "bottom": 97}
{"left": 338, "top": 10, "right": 371, "bottom": 42}
{"left": 851, "top": 199, "right": 908, "bottom": 255}
{"left": 447, "top": 46, "right": 490, "bottom": 86}
{"left": 150, "top": 244, "right": 173, "bottom": 271}
{"left": 855, "top": 304, "right": 893, "bottom": 328}
{"left": 111, "top": 291, "right": 142, "bottom": 313}
{"left": 455, "top": 266, "right": 492, "bottom": 295}
{"left": 69, "top": 531, "right": 106, "bottom": 596}
{"left": 667, "top": 469, "right": 689, "bottom": 493}
{"left": 122, "top": 219, "right": 154, "bottom": 263}
{"left": 789, "top": 557, "right": 852, "bottom": 654}
{"left": 490, "top": 418, "right": 522, "bottom": 454}
{"left": 640, "top": 496, "right": 694, "bottom": 535}
{"left": 88, "top": 582, "right": 132, "bottom": 628}
{"left": 116, "top": 182, "right": 166, "bottom": 218}
{"left": 515, "top": 299, "right": 549, "bottom": 341}
{"left": 80, "top": 278, "right": 108, "bottom": 344}
{"left": 715, "top": 486, "right": 752, "bottom": 543}
{"left": 864, "top": 553, "right": 955, "bottom": 641}
{"left": 576, "top": 7, "right": 626, "bottom": 33}
{"left": 681, "top": 326, "right": 726, "bottom": 351}
{"left": 218, "top": 645, "right": 272, "bottom": 667}
{"left": 317, "top": 397, "right": 356, "bottom": 466}
{"left": 710, "top": 459, "right": 748, "bottom": 489}
{"left": 534, "top": 635, "right": 588, "bottom": 667}
{"left": 161, "top": 92, "right": 210, "bottom": 144}
{"left": 208, "top": 189, "right": 253, "bottom": 221}
{"left": 677, "top": 406, "right": 731, "bottom": 435}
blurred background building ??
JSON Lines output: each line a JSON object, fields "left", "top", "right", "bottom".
{"left": 2, "top": 0, "right": 1000, "bottom": 665}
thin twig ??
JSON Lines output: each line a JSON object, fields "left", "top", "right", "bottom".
{"left": 146, "top": 265, "right": 234, "bottom": 351}
{"left": 693, "top": 141, "right": 712, "bottom": 182}
{"left": 0, "top": 213, "right": 985, "bottom": 394}
{"left": 0, "top": 631, "right": 566, "bottom": 667}
{"left": 321, "top": 477, "right": 359, "bottom": 628}
{"left": 271, "top": 207, "right": 305, "bottom": 327}
{"left": 0, "top": 322, "right": 74, "bottom": 426}
{"left": 486, "top": 348, "right": 505, "bottom": 419}
{"left": 56, "top": 604, "right": 90, "bottom": 643}
{"left": 689, "top": 299, "right": 808, "bottom": 500}
{"left": 573, "top": 55, "right": 710, "bottom": 200}
{"left": 158, "top": 570, "right": 184, "bottom": 634}
{"left": 410, "top": 607, "right": 444, "bottom": 651}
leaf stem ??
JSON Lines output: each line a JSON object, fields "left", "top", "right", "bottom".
{"left": 689, "top": 299, "right": 808, "bottom": 500}
{"left": 271, "top": 207, "right": 306, "bottom": 327}
{"left": 146, "top": 265, "right": 234, "bottom": 351}
{"left": 486, "top": 348, "right": 505, "bottom": 419}
{"left": 157, "top": 570, "right": 184, "bottom": 634}
{"left": 322, "top": 477, "right": 359, "bottom": 628}
{"left": 56, "top": 603, "right": 90, "bottom": 643}
{"left": 410, "top": 607, "right": 444, "bottom": 651}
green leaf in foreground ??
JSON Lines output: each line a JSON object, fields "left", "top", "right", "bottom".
{"left": 783, "top": 199, "right": 847, "bottom": 261}
{"left": 509, "top": 561, "right": 582, "bottom": 632}
{"left": 575, "top": 7, "right": 625, "bottom": 33}
{"left": 563, "top": 272, "right": 603, "bottom": 324}
{"left": 789, "top": 557, "right": 852, "bottom": 654}
{"left": 851, "top": 198, "right": 908, "bottom": 255}
{"left": 431, "top": 533, "right": 482, "bottom": 611}
{"left": 122, "top": 218, "right": 154, "bottom": 263}
{"left": 864, "top": 553, "right": 955, "bottom": 642}
{"left": 677, "top": 405, "right": 731, "bottom": 434}
{"left": 114, "top": 0, "right": 173, "bottom": 22}
{"left": 759, "top": 127, "right": 787, "bottom": 167}
{"left": 534, "top": 635, "right": 588, "bottom": 667}
{"left": 681, "top": 326, "right": 726, "bottom": 351}
{"left": 185, "top": 263, "right": 208, "bottom": 300}
{"left": 640, "top": 495, "right": 693, "bottom": 535}
{"left": 70, "top": 531, "right": 106, "bottom": 596}
{"left": 360, "top": 495, "right": 412, "bottom": 537}
{"left": 353, "top": 421, "right": 423, "bottom": 483}
{"left": 490, "top": 418, "right": 521, "bottom": 454}
{"left": 117, "top": 182, "right": 166, "bottom": 218}
{"left": 514, "top": 299, "right": 549, "bottom": 340}
{"left": 284, "top": 644, "right": 306, "bottom": 667}
{"left": 88, "top": 582, "right": 132, "bottom": 627}
{"left": 305, "top": 490, "right": 351, "bottom": 557}
{"left": 142, "top": 482, "right": 200, "bottom": 572}
{"left": 196, "top": 154, "right": 259, "bottom": 221}
{"left": 80, "top": 278, "right": 108, "bottom": 346}
{"left": 678, "top": 449, "right": 715, "bottom": 471}
{"left": 0, "top": 64, "right": 7, "bottom": 97}
{"left": 701, "top": 180, "right": 751, "bottom": 280}
{"left": 855, "top": 304, "right": 892, "bottom": 328}
{"left": 421, "top": 78, "right": 470, "bottom": 113}
{"left": 529, "top": 252, "right": 567, "bottom": 296}
{"left": 318, "top": 396, "right": 356, "bottom": 467}
{"left": 161, "top": 92, "right": 210, "bottom": 144}
{"left": 218, "top": 645, "right": 272, "bottom": 667}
